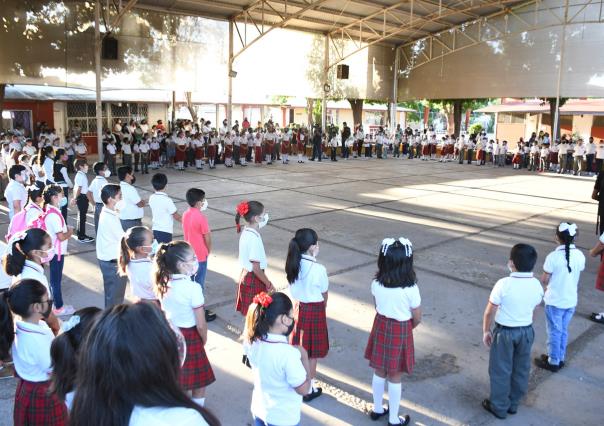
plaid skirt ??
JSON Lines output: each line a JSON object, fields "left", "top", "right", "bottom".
{"left": 179, "top": 327, "right": 216, "bottom": 390}
{"left": 596, "top": 256, "right": 604, "bottom": 291}
{"left": 208, "top": 145, "right": 217, "bottom": 158}
{"left": 254, "top": 146, "right": 263, "bottom": 163}
{"left": 150, "top": 149, "right": 160, "bottom": 161}
{"left": 225, "top": 145, "right": 233, "bottom": 158}
{"left": 291, "top": 301, "right": 329, "bottom": 358}
{"left": 281, "top": 142, "right": 290, "bottom": 154}
{"left": 195, "top": 147, "right": 204, "bottom": 159}
{"left": 364, "top": 314, "right": 415, "bottom": 374}
{"left": 236, "top": 271, "right": 267, "bottom": 315}
{"left": 512, "top": 153, "right": 522, "bottom": 164}
{"left": 175, "top": 149, "right": 186, "bottom": 161}
{"left": 421, "top": 145, "right": 430, "bottom": 155}
{"left": 14, "top": 379, "right": 68, "bottom": 426}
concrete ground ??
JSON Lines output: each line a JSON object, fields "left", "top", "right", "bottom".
{"left": 1, "top": 156, "right": 603, "bottom": 426}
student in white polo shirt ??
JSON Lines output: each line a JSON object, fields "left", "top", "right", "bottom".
{"left": 87, "top": 161, "right": 110, "bottom": 233}
{"left": 481, "top": 243, "right": 543, "bottom": 419}
{"left": 595, "top": 138, "right": 604, "bottom": 173}
{"left": 71, "top": 159, "right": 94, "bottom": 243}
{"left": 5, "top": 164, "right": 29, "bottom": 220}
{"left": 245, "top": 292, "right": 310, "bottom": 426}
{"left": 149, "top": 173, "right": 180, "bottom": 243}
{"left": 96, "top": 184, "right": 127, "bottom": 308}
{"left": 535, "top": 222, "right": 585, "bottom": 372}
{"left": 117, "top": 165, "right": 146, "bottom": 232}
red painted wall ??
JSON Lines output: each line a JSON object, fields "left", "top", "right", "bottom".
{"left": 592, "top": 126, "right": 604, "bottom": 139}
{"left": 3, "top": 100, "right": 54, "bottom": 132}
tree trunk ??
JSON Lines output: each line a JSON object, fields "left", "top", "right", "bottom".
{"left": 348, "top": 98, "right": 364, "bottom": 129}
{"left": 184, "top": 92, "right": 198, "bottom": 124}
{"left": 549, "top": 98, "right": 559, "bottom": 140}
{"left": 453, "top": 99, "right": 463, "bottom": 138}
{"left": 306, "top": 98, "right": 315, "bottom": 128}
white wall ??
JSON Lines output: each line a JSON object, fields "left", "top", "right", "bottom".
{"left": 573, "top": 115, "right": 594, "bottom": 139}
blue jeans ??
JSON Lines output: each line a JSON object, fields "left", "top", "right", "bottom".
{"left": 153, "top": 230, "right": 172, "bottom": 244}
{"left": 194, "top": 261, "right": 207, "bottom": 291}
{"left": 49, "top": 255, "right": 65, "bottom": 308}
{"left": 545, "top": 305, "right": 575, "bottom": 365}
{"left": 254, "top": 417, "right": 299, "bottom": 426}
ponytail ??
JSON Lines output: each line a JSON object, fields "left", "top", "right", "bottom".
{"left": 153, "top": 241, "right": 191, "bottom": 298}
{"left": 118, "top": 226, "right": 151, "bottom": 276}
{"left": 235, "top": 212, "right": 242, "bottom": 234}
{"left": 118, "top": 236, "right": 131, "bottom": 276}
{"left": 3, "top": 228, "right": 50, "bottom": 276}
{"left": 235, "top": 200, "right": 264, "bottom": 233}
{"left": 285, "top": 228, "right": 318, "bottom": 284}
{"left": 244, "top": 292, "right": 292, "bottom": 344}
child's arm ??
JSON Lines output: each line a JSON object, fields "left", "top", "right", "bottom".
{"left": 252, "top": 261, "right": 273, "bottom": 292}
{"left": 172, "top": 211, "right": 182, "bottom": 222}
{"left": 482, "top": 301, "right": 497, "bottom": 347}
{"left": 322, "top": 291, "right": 328, "bottom": 307}
{"left": 293, "top": 346, "right": 311, "bottom": 395}
{"left": 411, "top": 306, "right": 422, "bottom": 329}
{"left": 541, "top": 272, "right": 552, "bottom": 289}
{"left": 203, "top": 231, "right": 212, "bottom": 254}
{"left": 194, "top": 306, "right": 208, "bottom": 344}
{"left": 589, "top": 240, "right": 604, "bottom": 257}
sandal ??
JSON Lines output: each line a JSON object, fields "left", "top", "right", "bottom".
{"left": 590, "top": 312, "right": 604, "bottom": 324}
{"left": 369, "top": 407, "right": 388, "bottom": 421}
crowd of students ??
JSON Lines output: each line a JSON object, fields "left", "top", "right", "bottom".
{"left": 0, "top": 121, "right": 603, "bottom": 425}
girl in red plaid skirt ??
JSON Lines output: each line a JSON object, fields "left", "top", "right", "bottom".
{"left": 588, "top": 233, "right": 604, "bottom": 324}
{"left": 0, "top": 279, "right": 67, "bottom": 426}
{"left": 365, "top": 238, "right": 422, "bottom": 426}
{"left": 286, "top": 228, "right": 329, "bottom": 403}
{"left": 235, "top": 201, "right": 274, "bottom": 316}
{"left": 154, "top": 241, "right": 216, "bottom": 408}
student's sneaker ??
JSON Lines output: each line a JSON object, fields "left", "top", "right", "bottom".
{"left": 0, "top": 364, "right": 15, "bottom": 380}
{"left": 53, "top": 305, "right": 76, "bottom": 317}
{"left": 77, "top": 235, "right": 95, "bottom": 243}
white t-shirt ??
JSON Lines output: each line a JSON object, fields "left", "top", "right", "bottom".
{"left": 290, "top": 255, "right": 328, "bottom": 303}
{"left": 149, "top": 192, "right": 177, "bottom": 233}
{"left": 106, "top": 144, "right": 117, "bottom": 155}
{"left": 5, "top": 180, "right": 28, "bottom": 219}
{"left": 74, "top": 171, "right": 89, "bottom": 195}
{"left": 371, "top": 280, "right": 421, "bottom": 322}
{"left": 96, "top": 207, "right": 124, "bottom": 261}
{"left": 44, "top": 205, "right": 68, "bottom": 254}
{"left": 89, "top": 176, "right": 108, "bottom": 204}
{"left": 489, "top": 272, "right": 543, "bottom": 327}
{"left": 23, "top": 145, "right": 36, "bottom": 156}
{"left": 129, "top": 406, "right": 208, "bottom": 426}
{"left": 118, "top": 181, "right": 144, "bottom": 220}
{"left": 239, "top": 227, "right": 267, "bottom": 271}
{"left": 160, "top": 275, "right": 205, "bottom": 328}
{"left": 596, "top": 142, "right": 604, "bottom": 159}
{"left": 18, "top": 260, "right": 49, "bottom": 291}
{"left": 248, "top": 333, "right": 307, "bottom": 425}
{"left": 126, "top": 258, "right": 156, "bottom": 300}
{"left": 12, "top": 320, "right": 54, "bottom": 382}
{"left": 543, "top": 244, "right": 585, "bottom": 309}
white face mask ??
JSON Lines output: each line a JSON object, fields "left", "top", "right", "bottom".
{"left": 103, "top": 169, "right": 111, "bottom": 178}
{"left": 200, "top": 199, "right": 208, "bottom": 211}
{"left": 182, "top": 260, "right": 198, "bottom": 277}
{"left": 258, "top": 213, "right": 269, "bottom": 229}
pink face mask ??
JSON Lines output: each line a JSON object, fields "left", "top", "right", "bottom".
{"left": 40, "top": 247, "right": 55, "bottom": 264}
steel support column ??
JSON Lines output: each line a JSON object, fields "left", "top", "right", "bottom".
{"left": 390, "top": 46, "right": 400, "bottom": 133}
{"left": 228, "top": 20, "right": 234, "bottom": 131}
{"left": 95, "top": 0, "right": 103, "bottom": 157}
{"left": 322, "top": 33, "right": 328, "bottom": 133}
{"left": 553, "top": 0, "right": 569, "bottom": 141}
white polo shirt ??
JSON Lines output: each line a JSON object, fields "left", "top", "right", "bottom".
{"left": 126, "top": 258, "right": 156, "bottom": 300}
{"left": 12, "top": 320, "right": 54, "bottom": 382}
{"left": 543, "top": 244, "right": 585, "bottom": 309}
{"left": 149, "top": 192, "right": 177, "bottom": 234}
{"left": 160, "top": 274, "right": 204, "bottom": 328}
{"left": 74, "top": 170, "right": 89, "bottom": 195}
{"left": 489, "top": 272, "right": 543, "bottom": 327}
{"left": 96, "top": 207, "right": 124, "bottom": 261}
{"left": 371, "top": 280, "right": 421, "bottom": 322}
{"left": 239, "top": 227, "right": 267, "bottom": 271}
{"left": 129, "top": 406, "right": 208, "bottom": 426}
{"left": 18, "top": 260, "right": 49, "bottom": 291}
{"left": 106, "top": 143, "right": 117, "bottom": 155}
{"left": 596, "top": 142, "right": 604, "bottom": 159}
{"left": 5, "top": 179, "right": 28, "bottom": 219}
{"left": 248, "top": 333, "right": 307, "bottom": 425}
{"left": 44, "top": 205, "right": 68, "bottom": 254}
{"left": 290, "top": 255, "right": 328, "bottom": 303}
{"left": 89, "top": 176, "right": 108, "bottom": 204}
{"left": 118, "top": 181, "right": 144, "bottom": 220}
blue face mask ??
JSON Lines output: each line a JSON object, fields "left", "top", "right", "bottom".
{"left": 151, "top": 239, "right": 159, "bottom": 255}
{"left": 59, "top": 197, "right": 67, "bottom": 208}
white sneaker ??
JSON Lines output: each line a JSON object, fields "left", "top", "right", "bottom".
{"left": 54, "top": 305, "right": 76, "bottom": 316}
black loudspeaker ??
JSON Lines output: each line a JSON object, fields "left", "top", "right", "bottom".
{"left": 102, "top": 35, "right": 119, "bottom": 60}
{"left": 337, "top": 64, "right": 349, "bottom": 79}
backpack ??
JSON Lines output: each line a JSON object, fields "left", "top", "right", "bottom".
{"left": 30, "top": 208, "right": 66, "bottom": 260}
{"left": 5, "top": 204, "right": 43, "bottom": 242}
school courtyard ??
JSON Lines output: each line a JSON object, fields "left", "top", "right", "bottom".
{"left": 0, "top": 158, "right": 602, "bottom": 425}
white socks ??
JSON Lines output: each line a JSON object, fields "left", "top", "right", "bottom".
{"left": 388, "top": 381, "right": 401, "bottom": 424}
{"left": 372, "top": 374, "right": 385, "bottom": 413}
{"left": 192, "top": 397, "right": 205, "bottom": 407}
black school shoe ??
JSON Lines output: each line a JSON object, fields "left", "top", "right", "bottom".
{"left": 303, "top": 387, "right": 322, "bottom": 402}
{"left": 482, "top": 399, "right": 506, "bottom": 419}
{"left": 534, "top": 355, "right": 561, "bottom": 372}
{"left": 538, "top": 354, "right": 565, "bottom": 369}
{"left": 369, "top": 407, "right": 388, "bottom": 421}
{"left": 205, "top": 309, "right": 217, "bottom": 322}
{"left": 389, "top": 414, "right": 410, "bottom": 426}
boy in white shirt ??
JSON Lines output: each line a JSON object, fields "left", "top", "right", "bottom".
{"left": 71, "top": 159, "right": 94, "bottom": 243}
{"left": 4, "top": 165, "right": 28, "bottom": 220}
{"left": 149, "top": 173, "right": 181, "bottom": 243}
{"left": 87, "top": 161, "right": 110, "bottom": 233}
{"left": 96, "top": 183, "right": 127, "bottom": 308}
{"left": 105, "top": 138, "right": 118, "bottom": 175}
{"left": 573, "top": 139, "right": 586, "bottom": 176}
{"left": 139, "top": 138, "right": 150, "bottom": 174}
{"left": 117, "top": 165, "right": 146, "bottom": 232}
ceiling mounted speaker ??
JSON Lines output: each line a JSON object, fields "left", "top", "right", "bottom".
{"left": 337, "top": 64, "right": 349, "bottom": 79}
{"left": 102, "top": 35, "right": 118, "bottom": 60}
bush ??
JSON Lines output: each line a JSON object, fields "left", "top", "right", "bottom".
{"left": 469, "top": 123, "right": 483, "bottom": 136}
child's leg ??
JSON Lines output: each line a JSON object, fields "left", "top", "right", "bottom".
{"left": 386, "top": 371, "right": 404, "bottom": 424}
{"left": 372, "top": 369, "right": 386, "bottom": 413}
{"left": 191, "top": 387, "right": 206, "bottom": 407}
{"left": 558, "top": 307, "right": 575, "bottom": 364}
{"left": 545, "top": 305, "right": 564, "bottom": 365}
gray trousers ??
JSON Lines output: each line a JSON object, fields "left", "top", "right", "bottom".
{"left": 489, "top": 324, "right": 535, "bottom": 417}
{"left": 120, "top": 218, "right": 142, "bottom": 232}
{"left": 94, "top": 202, "right": 103, "bottom": 233}
{"left": 98, "top": 259, "right": 128, "bottom": 308}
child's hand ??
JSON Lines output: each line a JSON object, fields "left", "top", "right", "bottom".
{"left": 69, "top": 198, "right": 76, "bottom": 207}
{"left": 483, "top": 331, "right": 493, "bottom": 348}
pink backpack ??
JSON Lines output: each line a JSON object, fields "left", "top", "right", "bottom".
{"left": 30, "top": 209, "right": 66, "bottom": 260}
{"left": 5, "top": 204, "right": 43, "bottom": 242}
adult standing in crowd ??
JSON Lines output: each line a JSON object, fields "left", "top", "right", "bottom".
{"left": 341, "top": 122, "right": 351, "bottom": 160}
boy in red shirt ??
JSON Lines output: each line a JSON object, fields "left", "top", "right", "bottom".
{"left": 182, "top": 188, "right": 216, "bottom": 322}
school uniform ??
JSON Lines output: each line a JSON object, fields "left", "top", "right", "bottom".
{"left": 539, "top": 147, "right": 550, "bottom": 171}
{"left": 193, "top": 138, "right": 205, "bottom": 169}
{"left": 150, "top": 140, "right": 161, "bottom": 168}
{"left": 161, "top": 274, "right": 215, "bottom": 390}
{"left": 52, "top": 163, "right": 72, "bottom": 220}
{"left": 129, "top": 406, "right": 208, "bottom": 426}
{"left": 175, "top": 138, "right": 188, "bottom": 168}
{"left": 18, "top": 260, "right": 50, "bottom": 292}
{"left": 88, "top": 175, "right": 107, "bottom": 232}
{"left": 297, "top": 133, "right": 306, "bottom": 162}
{"left": 573, "top": 144, "right": 586, "bottom": 175}
{"left": 281, "top": 134, "right": 291, "bottom": 164}
{"left": 364, "top": 281, "right": 420, "bottom": 374}
{"left": 586, "top": 142, "right": 596, "bottom": 173}
{"left": 487, "top": 272, "right": 543, "bottom": 417}
{"left": 74, "top": 170, "right": 90, "bottom": 239}
{"left": 290, "top": 255, "right": 329, "bottom": 358}
{"left": 126, "top": 258, "right": 156, "bottom": 300}
{"left": 208, "top": 137, "right": 219, "bottom": 168}
{"left": 254, "top": 136, "right": 263, "bottom": 164}
{"left": 5, "top": 179, "right": 28, "bottom": 220}
{"left": 118, "top": 181, "right": 144, "bottom": 231}
{"left": 139, "top": 141, "right": 150, "bottom": 174}
{"left": 75, "top": 142, "right": 87, "bottom": 161}
{"left": 247, "top": 333, "right": 307, "bottom": 426}
{"left": 149, "top": 191, "right": 177, "bottom": 243}
{"left": 122, "top": 142, "right": 133, "bottom": 168}
{"left": 264, "top": 133, "right": 276, "bottom": 164}
{"left": 44, "top": 205, "right": 68, "bottom": 309}
{"left": 542, "top": 245, "right": 585, "bottom": 365}
{"left": 12, "top": 320, "right": 68, "bottom": 426}
{"left": 106, "top": 143, "right": 117, "bottom": 174}
{"left": 224, "top": 137, "right": 234, "bottom": 167}
{"left": 236, "top": 227, "right": 268, "bottom": 315}
{"left": 96, "top": 206, "right": 127, "bottom": 308}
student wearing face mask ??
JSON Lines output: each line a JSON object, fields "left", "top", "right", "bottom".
{"left": 285, "top": 228, "right": 329, "bottom": 403}
{"left": 87, "top": 162, "right": 111, "bottom": 233}
{"left": 52, "top": 149, "right": 73, "bottom": 221}
{"left": 182, "top": 188, "right": 215, "bottom": 322}
{"left": 235, "top": 200, "right": 274, "bottom": 316}
{"left": 71, "top": 159, "right": 94, "bottom": 243}
{"left": 118, "top": 226, "right": 158, "bottom": 303}
{"left": 0, "top": 279, "right": 68, "bottom": 425}
{"left": 153, "top": 241, "right": 216, "bottom": 408}
{"left": 4, "top": 164, "right": 29, "bottom": 220}
{"left": 117, "top": 165, "right": 146, "bottom": 232}
{"left": 245, "top": 291, "right": 311, "bottom": 426}
{"left": 149, "top": 173, "right": 181, "bottom": 244}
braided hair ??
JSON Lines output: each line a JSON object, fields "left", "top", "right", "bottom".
{"left": 556, "top": 223, "right": 577, "bottom": 273}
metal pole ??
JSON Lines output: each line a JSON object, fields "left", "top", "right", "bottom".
{"left": 94, "top": 0, "right": 103, "bottom": 157}
{"left": 227, "top": 20, "right": 234, "bottom": 131}
{"left": 390, "top": 46, "right": 400, "bottom": 134}
{"left": 322, "top": 34, "right": 329, "bottom": 134}
{"left": 171, "top": 91, "right": 176, "bottom": 132}
{"left": 553, "top": 0, "right": 569, "bottom": 141}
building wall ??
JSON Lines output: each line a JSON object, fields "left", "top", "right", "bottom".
{"left": 2, "top": 100, "right": 54, "bottom": 135}
{"left": 572, "top": 115, "right": 594, "bottom": 139}
{"left": 497, "top": 123, "right": 526, "bottom": 143}
{"left": 147, "top": 104, "right": 168, "bottom": 128}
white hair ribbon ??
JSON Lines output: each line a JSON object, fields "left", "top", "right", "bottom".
{"left": 398, "top": 237, "right": 413, "bottom": 257}
{"left": 7, "top": 231, "right": 28, "bottom": 256}
{"left": 381, "top": 238, "right": 396, "bottom": 256}
{"left": 558, "top": 222, "right": 577, "bottom": 237}
{"left": 61, "top": 315, "right": 80, "bottom": 333}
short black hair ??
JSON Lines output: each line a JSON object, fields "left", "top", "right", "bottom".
{"left": 117, "top": 165, "right": 132, "bottom": 181}
{"left": 185, "top": 188, "right": 205, "bottom": 207}
{"left": 510, "top": 243, "right": 537, "bottom": 272}
{"left": 151, "top": 173, "right": 167, "bottom": 191}
{"left": 101, "top": 184, "right": 121, "bottom": 205}
{"left": 93, "top": 162, "right": 106, "bottom": 175}
{"left": 8, "top": 165, "right": 26, "bottom": 180}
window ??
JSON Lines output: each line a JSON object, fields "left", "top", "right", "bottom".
{"left": 497, "top": 112, "right": 525, "bottom": 124}
{"left": 66, "top": 102, "right": 108, "bottom": 133}
{"left": 110, "top": 103, "right": 149, "bottom": 128}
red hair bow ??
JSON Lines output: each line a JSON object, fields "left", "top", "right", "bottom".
{"left": 253, "top": 292, "right": 272, "bottom": 308}
{"left": 236, "top": 201, "right": 249, "bottom": 216}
